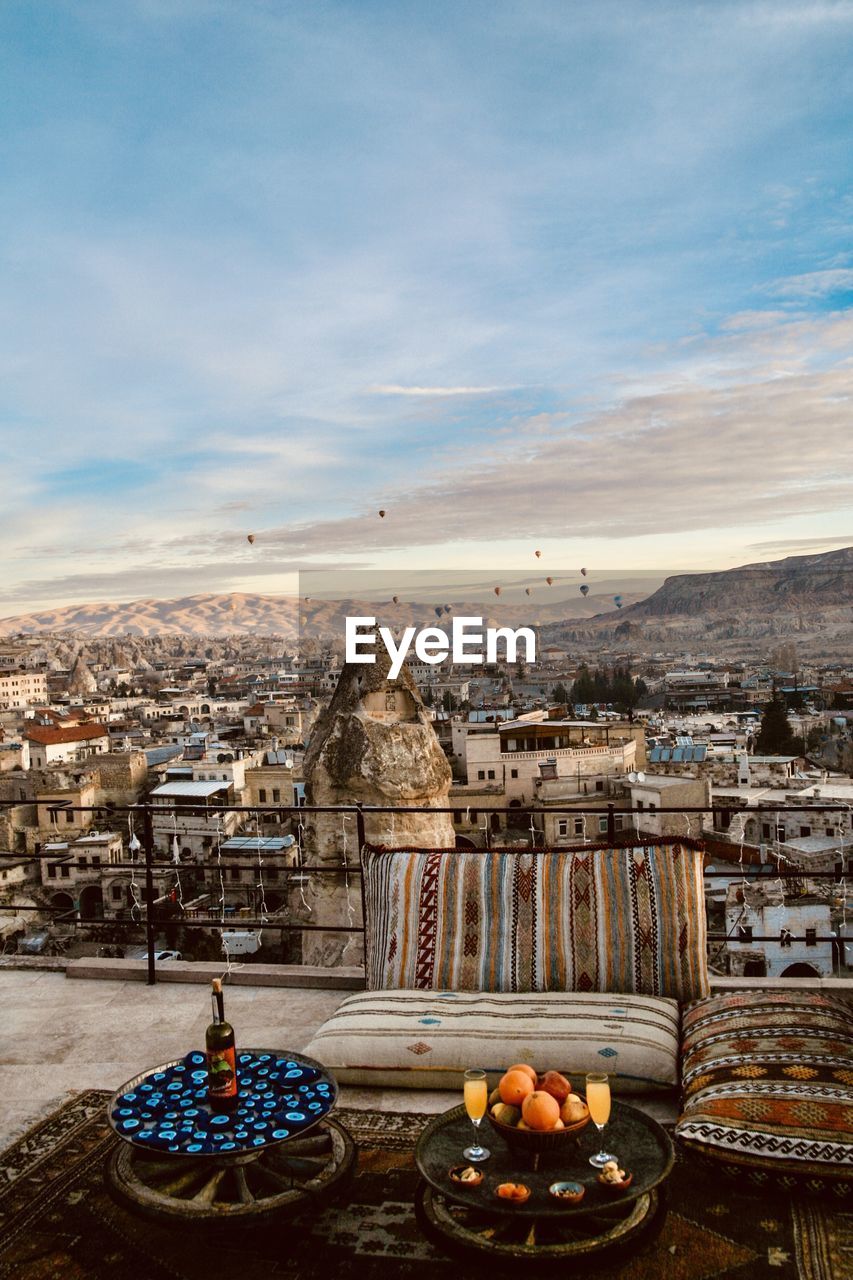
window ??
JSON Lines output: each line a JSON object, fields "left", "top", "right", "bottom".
{"left": 47, "top": 864, "right": 57, "bottom": 879}
{"left": 557, "top": 819, "right": 569, "bottom": 837}
{"left": 595, "top": 780, "right": 604, "bottom": 792}
{"left": 649, "top": 802, "right": 657, "bottom": 814}
{"left": 805, "top": 927, "right": 817, "bottom": 947}
{"left": 487, "top": 770, "right": 495, "bottom": 780}
{"left": 598, "top": 816, "right": 608, "bottom": 834}
{"left": 60, "top": 865, "right": 70, "bottom": 878}
{"left": 77, "top": 857, "right": 86, "bottom": 869}
{"left": 258, "top": 788, "right": 267, "bottom": 802}
{"left": 614, "top": 815, "right": 624, "bottom": 832}
{"left": 762, "top": 823, "right": 772, "bottom": 839}
{"left": 65, "top": 810, "right": 74, "bottom": 824}
{"left": 477, "top": 770, "right": 485, "bottom": 781}
{"left": 738, "top": 924, "right": 753, "bottom": 943}
{"left": 510, "top": 768, "right": 518, "bottom": 779}
{"left": 111, "top": 885, "right": 123, "bottom": 901}
{"left": 272, "top": 789, "right": 280, "bottom": 802}
{"left": 453, "top": 811, "right": 462, "bottom": 823}
{"left": 826, "top": 826, "right": 836, "bottom": 837}
{"left": 636, "top": 800, "right": 644, "bottom": 811}
{"left": 574, "top": 818, "right": 584, "bottom": 836}
{"left": 92, "top": 856, "right": 101, "bottom": 868}
{"left": 230, "top": 867, "right": 241, "bottom": 881}
{"left": 800, "top": 825, "right": 811, "bottom": 838}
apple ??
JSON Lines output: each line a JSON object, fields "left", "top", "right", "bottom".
{"left": 538, "top": 1070, "right": 572, "bottom": 1105}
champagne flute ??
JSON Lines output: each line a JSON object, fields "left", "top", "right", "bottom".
{"left": 462, "top": 1069, "right": 491, "bottom": 1163}
{"left": 585, "top": 1072, "right": 617, "bottom": 1168}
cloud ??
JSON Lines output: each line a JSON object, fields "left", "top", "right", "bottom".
{"left": 367, "top": 384, "right": 516, "bottom": 397}
{"left": 747, "top": 536, "right": 853, "bottom": 554}
{"left": 765, "top": 269, "right": 853, "bottom": 299}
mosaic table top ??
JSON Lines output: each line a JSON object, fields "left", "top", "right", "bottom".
{"left": 108, "top": 1048, "right": 337, "bottom": 1157}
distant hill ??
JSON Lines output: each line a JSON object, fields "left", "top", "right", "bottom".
{"left": 617, "top": 547, "right": 853, "bottom": 619}
{"left": 0, "top": 587, "right": 648, "bottom": 638}
{"left": 560, "top": 546, "right": 853, "bottom": 651}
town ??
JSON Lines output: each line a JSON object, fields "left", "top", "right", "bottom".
{"left": 2, "top": 606, "right": 850, "bottom": 984}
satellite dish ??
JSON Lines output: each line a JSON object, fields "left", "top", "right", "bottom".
{"left": 628, "top": 771, "right": 638, "bottom": 783}
{"left": 636, "top": 771, "right": 646, "bottom": 783}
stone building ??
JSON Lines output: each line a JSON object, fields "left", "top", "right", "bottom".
{"left": 301, "top": 652, "right": 454, "bottom": 965}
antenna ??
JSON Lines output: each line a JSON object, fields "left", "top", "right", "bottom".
{"left": 637, "top": 771, "right": 646, "bottom": 783}
{"left": 628, "top": 771, "right": 638, "bottom": 783}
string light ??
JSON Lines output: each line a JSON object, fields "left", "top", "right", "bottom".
{"left": 127, "top": 814, "right": 142, "bottom": 924}
{"left": 171, "top": 815, "right": 184, "bottom": 913}
{"left": 254, "top": 811, "right": 269, "bottom": 948}
{"left": 295, "top": 815, "right": 311, "bottom": 915}
{"left": 340, "top": 814, "right": 356, "bottom": 963}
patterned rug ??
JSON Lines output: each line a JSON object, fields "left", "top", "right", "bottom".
{"left": 0, "top": 1091, "right": 850, "bottom": 1279}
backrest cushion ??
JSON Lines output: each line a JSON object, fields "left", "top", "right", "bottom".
{"left": 361, "top": 844, "right": 708, "bottom": 1002}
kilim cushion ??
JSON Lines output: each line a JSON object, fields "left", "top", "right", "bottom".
{"left": 361, "top": 844, "right": 709, "bottom": 1001}
{"left": 676, "top": 991, "right": 853, "bottom": 1195}
{"left": 302, "top": 988, "right": 680, "bottom": 1092}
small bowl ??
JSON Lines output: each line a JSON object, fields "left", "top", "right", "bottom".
{"left": 495, "top": 1182, "right": 531, "bottom": 1205}
{"left": 549, "top": 1180, "right": 586, "bottom": 1205}
{"left": 597, "top": 1170, "right": 633, "bottom": 1192}
{"left": 448, "top": 1164, "right": 484, "bottom": 1188}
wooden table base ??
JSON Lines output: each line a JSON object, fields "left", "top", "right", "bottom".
{"left": 415, "top": 1180, "right": 667, "bottom": 1267}
{"left": 106, "top": 1117, "right": 356, "bottom": 1226}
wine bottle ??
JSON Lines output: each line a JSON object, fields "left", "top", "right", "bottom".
{"left": 205, "top": 978, "right": 238, "bottom": 1108}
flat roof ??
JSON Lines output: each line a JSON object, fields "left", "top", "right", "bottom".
{"left": 150, "top": 781, "right": 229, "bottom": 797}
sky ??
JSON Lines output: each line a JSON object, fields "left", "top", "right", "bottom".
{"left": 1, "top": 0, "right": 853, "bottom": 615}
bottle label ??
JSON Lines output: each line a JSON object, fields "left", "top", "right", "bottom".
{"left": 207, "top": 1046, "right": 238, "bottom": 1098}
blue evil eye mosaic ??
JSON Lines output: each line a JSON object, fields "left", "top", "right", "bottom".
{"left": 110, "top": 1051, "right": 335, "bottom": 1156}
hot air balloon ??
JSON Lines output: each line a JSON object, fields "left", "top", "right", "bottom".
{"left": 614, "top": 595, "right": 623, "bottom": 608}
{"left": 494, "top": 586, "right": 502, "bottom": 597}
{"left": 378, "top": 509, "right": 386, "bottom": 518}
{"left": 580, "top": 567, "right": 587, "bottom": 577}
{"left": 546, "top": 576, "right": 553, "bottom": 586}
{"left": 392, "top": 595, "right": 399, "bottom": 604}
{"left": 534, "top": 549, "right": 541, "bottom": 558}
{"left": 247, "top": 534, "right": 255, "bottom": 545}
{"left": 580, "top": 584, "right": 589, "bottom": 596}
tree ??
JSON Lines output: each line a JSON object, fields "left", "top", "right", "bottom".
{"left": 755, "top": 696, "right": 795, "bottom": 755}
{"left": 553, "top": 682, "right": 569, "bottom": 704}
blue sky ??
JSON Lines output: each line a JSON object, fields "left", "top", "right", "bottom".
{"left": 1, "top": 0, "right": 852, "bottom": 613}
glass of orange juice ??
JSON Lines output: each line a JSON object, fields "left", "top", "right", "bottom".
{"left": 462, "top": 1069, "right": 491, "bottom": 1163}
{"left": 585, "top": 1072, "right": 617, "bottom": 1168}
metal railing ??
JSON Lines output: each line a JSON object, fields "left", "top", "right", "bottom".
{"left": 0, "top": 797, "right": 850, "bottom": 983}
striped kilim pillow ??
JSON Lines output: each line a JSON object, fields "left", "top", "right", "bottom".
{"left": 361, "top": 844, "right": 709, "bottom": 1001}
{"left": 676, "top": 991, "right": 853, "bottom": 1195}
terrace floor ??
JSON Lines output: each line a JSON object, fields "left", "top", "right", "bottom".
{"left": 0, "top": 969, "right": 459, "bottom": 1151}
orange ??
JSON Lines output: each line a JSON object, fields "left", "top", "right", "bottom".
{"left": 506, "top": 1062, "right": 537, "bottom": 1084}
{"left": 499, "top": 1069, "right": 536, "bottom": 1107}
{"left": 521, "top": 1090, "right": 561, "bottom": 1131}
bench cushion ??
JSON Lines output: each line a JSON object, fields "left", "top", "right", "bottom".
{"left": 362, "top": 844, "right": 708, "bottom": 1002}
{"left": 676, "top": 991, "right": 853, "bottom": 1196}
{"left": 302, "top": 989, "right": 680, "bottom": 1093}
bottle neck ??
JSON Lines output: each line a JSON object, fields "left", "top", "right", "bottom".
{"left": 210, "top": 990, "right": 225, "bottom": 1024}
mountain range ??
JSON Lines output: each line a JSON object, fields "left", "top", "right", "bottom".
{"left": 0, "top": 548, "right": 850, "bottom": 643}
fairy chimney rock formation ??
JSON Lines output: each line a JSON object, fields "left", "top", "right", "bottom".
{"left": 299, "top": 651, "right": 455, "bottom": 965}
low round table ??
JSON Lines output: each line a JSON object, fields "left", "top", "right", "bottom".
{"left": 106, "top": 1048, "right": 356, "bottom": 1224}
{"left": 414, "top": 1102, "right": 673, "bottom": 1267}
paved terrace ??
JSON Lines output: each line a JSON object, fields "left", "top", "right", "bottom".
{"left": 0, "top": 967, "right": 459, "bottom": 1151}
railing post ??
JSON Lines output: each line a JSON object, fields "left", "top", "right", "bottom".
{"left": 142, "top": 804, "right": 157, "bottom": 986}
{"left": 607, "top": 803, "right": 616, "bottom": 844}
{"left": 355, "top": 803, "right": 366, "bottom": 852}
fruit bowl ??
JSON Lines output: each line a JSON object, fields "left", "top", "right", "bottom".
{"left": 487, "top": 1095, "right": 590, "bottom": 1156}
{"left": 598, "top": 1169, "right": 633, "bottom": 1192}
